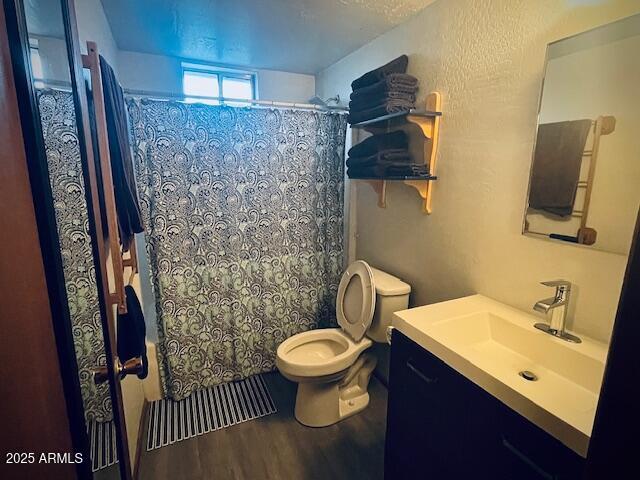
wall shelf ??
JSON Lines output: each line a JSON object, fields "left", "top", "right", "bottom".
{"left": 349, "top": 174, "right": 437, "bottom": 181}
{"left": 351, "top": 110, "right": 441, "bottom": 134}
{"left": 350, "top": 91, "right": 442, "bottom": 214}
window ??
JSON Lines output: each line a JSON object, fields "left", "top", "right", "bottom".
{"left": 182, "top": 63, "right": 256, "bottom": 105}
{"left": 183, "top": 70, "right": 220, "bottom": 104}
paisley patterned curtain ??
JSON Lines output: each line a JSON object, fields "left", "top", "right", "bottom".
{"left": 128, "top": 99, "right": 347, "bottom": 400}
{"left": 38, "top": 89, "right": 112, "bottom": 421}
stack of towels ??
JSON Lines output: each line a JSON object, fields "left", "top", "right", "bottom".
{"left": 346, "top": 131, "right": 429, "bottom": 179}
{"left": 348, "top": 55, "right": 419, "bottom": 125}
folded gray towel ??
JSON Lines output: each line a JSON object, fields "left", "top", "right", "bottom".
{"left": 349, "top": 91, "right": 417, "bottom": 112}
{"left": 385, "top": 163, "right": 429, "bottom": 177}
{"left": 351, "top": 55, "right": 409, "bottom": 90}
{"left": 350, "top": 74, "right": 419, "bottom": 101}
{"left": 348, "top": 98, "right": 415, "bottom": 124}
{"left": 346, "top": 149, "right": 411, "bottom": 168}
{"left": 347, "top": 163, "right": 428, "bottom": 179}
{"left": 348, "top": 131, "right": 409, "bottom": 158}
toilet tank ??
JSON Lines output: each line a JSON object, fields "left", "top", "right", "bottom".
{"left": 367, "top": 267, "right": 411, "bottom": 343}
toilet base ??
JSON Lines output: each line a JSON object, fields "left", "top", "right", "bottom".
{"left": 294, "top": 352, "right": 377, "bottom": 427}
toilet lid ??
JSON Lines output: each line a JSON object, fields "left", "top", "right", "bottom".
{"left": 336, "top": 261, "right": 376, "bottom": 342}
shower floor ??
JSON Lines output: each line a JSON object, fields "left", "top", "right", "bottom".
{"left": 137, "top": 371, "right": 388, "bottom": 480}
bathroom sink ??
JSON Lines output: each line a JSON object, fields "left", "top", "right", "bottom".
{"left": 392, "top": 294, "right": 608, "bottom": 457}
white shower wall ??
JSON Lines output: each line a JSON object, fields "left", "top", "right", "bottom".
{"left": 75, "top": 0, "right": 119, "bottom": 70}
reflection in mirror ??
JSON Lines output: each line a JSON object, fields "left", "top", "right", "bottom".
{"left": 23, "top": 1, "right": 117, "bottom": 477}
{"left": 524, "top": 14, "right": 640, "bottom": 255}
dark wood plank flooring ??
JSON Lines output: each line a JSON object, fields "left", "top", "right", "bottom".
{"left": 137, "top": 372, "right": 388, "bottom": 480}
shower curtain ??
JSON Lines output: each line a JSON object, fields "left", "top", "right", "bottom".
{"left": 38, "top": 89, "right": 112, "bottom": 421}
{"left": 128, "top": 99, "right": 347, "bottom": 400}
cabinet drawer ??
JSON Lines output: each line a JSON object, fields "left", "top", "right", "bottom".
{"left": 390, "top": 328, "right": 469, "bottom": 405}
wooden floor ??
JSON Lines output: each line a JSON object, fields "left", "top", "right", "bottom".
{"left": 137, "top": 372, "right": 388, "bottom": 480}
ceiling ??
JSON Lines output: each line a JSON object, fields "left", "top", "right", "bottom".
{"left": 100, "top": 0, "right": 436, "bottom": 74}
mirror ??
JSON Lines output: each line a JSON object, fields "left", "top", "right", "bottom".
{"left": 523, "top": 14, "right": 640, "bottom": 255}
{"left": 23, "top": 1, "right": 120, "bottom": 478}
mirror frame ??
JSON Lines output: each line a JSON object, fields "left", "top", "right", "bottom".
{"left": 522, "top": 15, "right": 639, "bottom": 253}
{"left": 1, "top": 0, "right": 92, "bottom": 477}
{"left": 2, "top": 0, "right": 136, "bottom": 478}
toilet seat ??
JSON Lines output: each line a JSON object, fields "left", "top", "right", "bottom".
{"left": 276, "top": 328, "right": 372, "bottom": 378}
{"left": 276, "top": 261, "right": 377, "bottom": 379}
{"left": 336, "top": 261, "right": 376, "bottom": 342}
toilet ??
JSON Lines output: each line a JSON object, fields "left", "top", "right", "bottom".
{"left": 276, "top": 260, "right": 411, "bottom": 427}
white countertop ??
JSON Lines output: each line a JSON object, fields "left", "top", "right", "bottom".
{"left": 392, "top": 294, "right": 608, "bottom": 457}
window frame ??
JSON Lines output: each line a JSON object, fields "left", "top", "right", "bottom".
{"left": 29, "top": 38, "right": 44, "bottom": 88}
{"left": 181, "top": 62, "right": 257, "bottom": 102}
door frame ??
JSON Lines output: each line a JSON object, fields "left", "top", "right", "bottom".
{"left": 1, "top": 0, "right": 91, "bottom": 477}
{"left": 2, "top": 0, "right": 135, "bottom": 478}
{"left": 585, "top": 207, "right": 640, "bottom": 477}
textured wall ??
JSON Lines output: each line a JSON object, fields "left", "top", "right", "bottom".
{"left": 257, "top": 69, "right": 316, "bottom": 104}
{"left": 75, "top": 0, "right": 119, "bottom": 70}
{"left": 317, "top": 0, "right": 640, "bottom": 343}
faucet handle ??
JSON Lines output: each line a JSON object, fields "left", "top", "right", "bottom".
{"left": 541, "top": 280, "right": 571, "bottom": 289}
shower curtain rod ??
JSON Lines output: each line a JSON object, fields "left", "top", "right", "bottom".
{"left": 32, "top": 79, "right": 348, "bottom": 112}
{"left": 35, "top": 78, "right": 72, "bottom": 90}
{"left": 123, "top": 88, "right": 349, "bottom": 112}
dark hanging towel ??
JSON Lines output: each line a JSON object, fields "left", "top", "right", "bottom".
{"left": 99, "top": 55, "right": 144, "bottom": 251}
{"left": 529, "top": 119, "right": 592, "bottom": 217}
{"left": 117, "top": 285, "right": 148, "bottom": 379}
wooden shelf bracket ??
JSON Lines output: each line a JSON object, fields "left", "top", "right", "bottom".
{"left": 363, "top": 179, "right": 387, "bottom": 208}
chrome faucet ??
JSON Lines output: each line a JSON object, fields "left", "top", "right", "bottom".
{"left": 533, "top": 280, "right": 581, "bottom": 343}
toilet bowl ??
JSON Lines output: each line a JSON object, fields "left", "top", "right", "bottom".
{"left": 276, "top": 260, "right": 410, "bottom": 427}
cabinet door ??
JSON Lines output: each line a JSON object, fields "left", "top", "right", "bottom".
{"left": 385, "top": 330, "right": 501, "bottom": 479}
{"left": 385, "top": 336, "right": 453, "bottom": 479}
{"left": 385, "top": 331, "right": 585, "bottom": 480}
{"left": 497, "top": 403, "right": 585, "bottom": 480}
